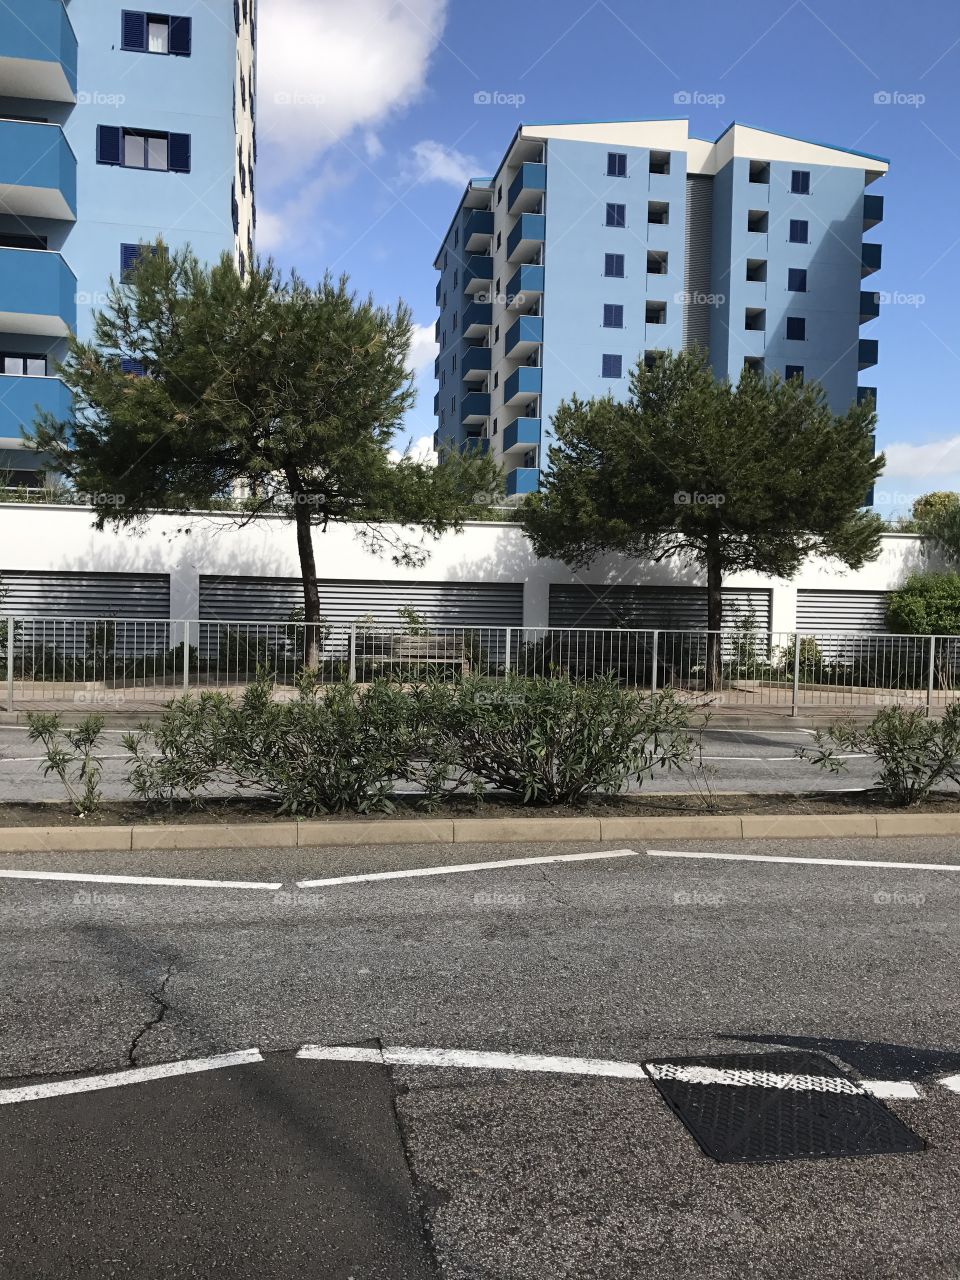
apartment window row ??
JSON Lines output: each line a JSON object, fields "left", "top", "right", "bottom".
{"left": 606, "top": 150, "right": 671, "bottom": 177}
{"left": 601, "top": 299, "right": 667, "bottom": 332}
{"left": 1, "top": 352, "right": 47, "bottom": 377}
{"left": 97, "top": 127, "right": 191, "bottom": 173}
{"left": 749, "top": 163, "right": 811, "bottom": 195}
{"left": 121, "top": 11, "right": 192, "bottom": 56}
{"left": 604, "top": 251, "right": 669, "bottom": 278}
{"left": 745, "top": 359, "right": 806, "bottom": 383}
{"left": 743, "top": 312, "right": 807, "bottom": 340}
{"left": 606, "top": 202, "right": 669, "bottom": 228}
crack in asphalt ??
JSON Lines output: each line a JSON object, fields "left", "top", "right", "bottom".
{"left": 127, "top": 963, "right": 175, "bottom": 1066}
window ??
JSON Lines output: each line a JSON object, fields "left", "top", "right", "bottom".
{"left": 789, "top": 219, "right": 809, "bottom": 244}
{"left": 786, "top": 316, "right": 806, "bottom": 340}
{"left": 494, "top": 325, "right": 500, "bottom": 344}
{"left": 788, "top": 267, "right": 807, "bottom": 292}
{"left": 791, "top": 169, "right": 811, "bottom": 195}
{"left": 749, "top": 160, "right": 770, "bottom": 184}
{"left": 602, "top": 354, "right": 622, "bottom": 379}
{"left": 604, "top": 253, "right": 625, "bottom": 278}
{"left": 1, "top": 353, "right": 47, "bottom": 376}
{"left": 647, "top": 250, "right": 668, "bottom": 275}
{"left": 120, "top": 357, "right": 146, "bottom": 377}
{"left": 454, "top": 228, "right": 459, "bottom": 248}
{"left": 745, "top": 259, "right": 767, "bottom": 282}
{"left": 452, "top": 311, "right": 458, "bottom": 330}
{"left": 606, "top": 202, "right": 626, "bottom": 228}
{"left": 121, "top": 12, "right": 192, "bottom": 56}
{"left": 607, "top": 151, "right": 627, "bottom": 177}
{"left": 97, "top": 127, "right": 190, "bottom": 173}
{"left": 603, "top": 304, "right": 624, "bottom": 329}
{"left": 646, "top": 301, "right": 667, "bottom": 324}
{"left": 743, "top": 357, "right": 764, "bottom": 376}
{"left": 120, "top": 242, "right": 159, "bottom": 277}
{"left": 785, "top": 364, "right": 805, "bottom": 382}
{"left": 451, "top": 353, "right": 457, "bottom": 372}
{"left": 497, "top": 184, "right": 502, "bottom": 205}
{"left": 453, "top": 270, "right": 458, "bottom": 289}
{"left": 496, "top": 231, "right": 502, "bottom": 251}
{"left": 644, "top": 350, "right": 664, "bottom": 370}
{"left": 745, "top": 307, "right": 766, "bottom": 331}
{"left": 649, "top": 151, "right": 670, "bottom": 175}
{"left": 647, "top": 201, "right": 669, "bottom": 225}
{"left": 747, "top": 209, "right": 768, "bottom": 233}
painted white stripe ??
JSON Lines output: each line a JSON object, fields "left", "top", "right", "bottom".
{"left": 939, "top": 1074, "right": 960, "bottom": 1093}
{"left": 862, "top": 1080, "right": 921, "bottom": 1099}
{"left": 700, "top": 754, "right": 868, "bottom": 762}
{"left": 298, "top": 1044, "right": 648, "bottom": 1079}
{"left": 645, "top": 1063, "right": 861, "bottom": 1094}
{"left": 647, "top": 850, "right": 960, "bottom": 873}
{"left": 0, "top": 869, "right": 283, "bottom": 891}
{"left": 296, "top": 848, "right": 640, "bottom": 889}
{"left": 0, "top": 1049, "right": 263, "bottom": 1106}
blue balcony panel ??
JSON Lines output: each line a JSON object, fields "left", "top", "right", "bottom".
{"left": 464, "top": 208, "right": 494, "bottom": 251}
{"left": 462, "top": 300, "right": 492, "bottom": 337}
{"left": 857, "top": 386, "right": 878, "bottom": 407}
{"left": 461, "top": 345, "right": 491, "bottom": 381}
{"left": 0, "top": 122, "right": 76, "bottom": 221}
{"left": 506, "top": 466, "right": 540, "bottom": 497}
{"left": 506, "top": 264, "right": 544, "bottom": 306}
{"left": 433, "top": 391, "right": 440, "bottom": 414}
{"left": 861, "top": 242, "right": 882, "bottom": 277}
{"left": 0, "top": 2, "right": 77, "bottom": 101}
{"left": 461, "top": 392, "right": 491, "bottom": 424}
{"left": 504, "top": 365, "right": 542, "bottom": 406}
{"left": 463, "top": 254, "right": 493, "bottom": 294}
{"left": 0, "top": 374, "right": 72, "bottom": 437}
{"left": 507, "top": 213, "right": 546, "bottom": 264}
{"left": 505, "top": 315, "right": 543, "bottom": 358}
{"left": 503, "top": 417, "right": 541, "bottom": 454}
{"left": 859, "top": 290, "right": 880, "bottom": 323}
{"left": 461, "top": 436, "right": 490, "bottom": 456}
{"left": 0, "top": 248, "right": 76, "bottom": 337}
{"left": 508, "top": 162, "right": 547, "bottom": 214}
{"left": 858, "top": 338, "right": 879, "bottom": 370}
{"left": 863, "top": 193, "right": 884, "bottom": 230}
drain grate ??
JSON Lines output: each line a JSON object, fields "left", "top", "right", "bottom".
{"left": 644, "top": 1051, "right": 925, "bottom": 1164}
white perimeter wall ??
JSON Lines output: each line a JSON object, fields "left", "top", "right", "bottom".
{"left": 0, "top": 504, "right": 935, "bottom": 630}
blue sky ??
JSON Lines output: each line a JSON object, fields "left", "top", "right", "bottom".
{"left": 257, "top": 0, "right": 960, "bottom": 514}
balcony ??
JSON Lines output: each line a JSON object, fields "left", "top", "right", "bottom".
{"left": 505, "top": 315, "right": 543, "bottom": 359}
{"left": 0, "top": 121, "right": 76, "bottom": 221}
{"left": 464, "top": 209, "right": 494, "bottom": 252}
{"left": 507, "top": 213, "right": 546, "bottom": 264}
{"left": 461, "top": 346, "right": 491, "bottom": 382}
{"left": 462, "top": 300, "right": 492, "bottom": 337}
{"left": 861, "top": 242, "right": 882, "bottom": 277}
{"left": 863, "top": 194, "right": 884, "bottom": 230}
{"left": 506, "top": 264, "right": 544, "bottom": 307}
{"left": 433, "top": 391, "right": 440, "bottom": 414}
{"left": 460, "top": 391, "right": 490, "bottom": 424}
{"left": 504, "top": 365, "right": 542, "bottom": 406}
{"left": 858, "top": 338, "right": 879, "bottom": 370}
{"left": 506, "top": 466, "right": 539, "bottom": 497}
{"left": 0, "top": 248, "right": 75, "bottom": 336}
{"left": 463, "top": 254, "right": 493, "bottom": 295}
{"left": 859, "top": 290, "right": 880, "bottom": 323}
{"left": 502, "top": 417, "right": 541, "bottom": 454}
{"left": 461, "top": 435, "right": 490, "bottom": 456}
{"left": 508, "top": 162, "right": 546, "bottom": 214}
{"left": 0, "top": 1, "right": 77, "bottom": 101}
{"left": 857, "top": 386, "right": 877, "bottom": 407}
{"left": 0, "top": 374, "right": 72, "bottom": 437}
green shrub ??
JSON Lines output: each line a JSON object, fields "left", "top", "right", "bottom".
{"left": 27, "top": 712, "right": 106, "bottom": 816}
{"left": 797, "top": 702, "right": 960, "bottom": 806}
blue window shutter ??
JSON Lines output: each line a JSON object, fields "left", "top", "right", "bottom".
{"left": 169, "top": 16, "right": 192, "bottom": 56}
{"left": 121, "top": 11, "right": 147, "bottom": 52}
{"left": 120, "top": 357, "right": 145, "bottom": 377}
{"left": 168, "top": 133, "right": 191, "bottom": 173}
{"left": 97, "top": 126, "right": 122, "bottom": 166}
{"left": 120, "top": 243, "right": 140, "bottom": 276}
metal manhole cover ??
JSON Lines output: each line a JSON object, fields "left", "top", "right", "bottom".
{"left": 644, "top": 1051, "right": 925, "bottom": 1164}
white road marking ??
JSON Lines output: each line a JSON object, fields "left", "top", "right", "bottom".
{"left": 0, "top": 869, "right": 284, "bottom": 890}
{"left": 296, "top": 848, "right": 640, "bottom": 889}
{"left": 700, "top": 754, "right": 868, "bottom": 762}
{"left": 298, "top": 1045, "right": 649, "bottom": 1079}
{"left": 940, "top": 1074, "right": 960, "bottom": 1093}
{"left": 863, "top": 1080, "right": 922, "bottom": 1099}
{"left": 646, "top": 1063, "right": 861, "bottom": 1093}
{"left": 647, "top": 850, "right": 960, "bottom": 873}
{"left": 0, "top": 756, "right": 131, "bottom": 765}
{"left": 0, "top": 1050, "right": 263, "bottom": 1106}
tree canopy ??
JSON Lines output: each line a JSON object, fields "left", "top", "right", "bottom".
{"left": 886, "top": 571, "right": 960, "bottom": 636}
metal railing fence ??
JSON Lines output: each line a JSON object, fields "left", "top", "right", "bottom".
{"left": 2, "top": 616, "right": 958, "bottom": 714}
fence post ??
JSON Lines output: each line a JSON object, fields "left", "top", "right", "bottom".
{"left": 182, "top": 620, "right": 190, "bottom": 695}
{"left": 348, "top": 622, "right": 357, "bottom": 684}
{"left": 5, "top": 616, "right": 13, "bottom": 714}
{"left": 650, "top": 629, "right": 659, "bottom": 695}
{"left": 927, "top": 634, "right": 937, "bottom": 716}
{"left": 791, "top": 631, "right": 802, "bottom": 718}
{"left": 503, "top": 626, "right": 512, "bottom": 678}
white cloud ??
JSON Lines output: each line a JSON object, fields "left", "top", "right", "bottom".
{"left": 390, "top": 434, "right": 437, "bottom": 465}
{"left": 258, "top": 0, "right": 448, "bottom": 165}
{"left": 407, "top": 322, "right": 439, "bottom": 376}
{"left": 402, "top": 139, "right": 480, "bottom": 188}
{"left": 881, "top": 435, "right": 960, "bottom": 480}
{"left": 364, "top": 132, "right": 385, "bottom": 161}
{"left": 256, "top": 163, "right": 357, "bottom": 252}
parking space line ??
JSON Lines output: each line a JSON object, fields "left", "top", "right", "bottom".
{"left": 298, "top": 1044, "right": 650, "bottom": 1078}
{"left": 0, "top": 869, "right": 284, "bottom": 890}
{"left": 0, "top": 1049, "right": 264, "bottom": 1106}
{"left": 296, "top": 848, "right": 640, "bottom": 889}
{"left": 647, "top": 850, "right": 960, "bottom": 873}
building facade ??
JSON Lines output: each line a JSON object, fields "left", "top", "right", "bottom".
{"left": 0, "top": 0, "right": 256, "bottom": 483}
{"left": 433, "top": 119, "right": 887, "bottom": 498}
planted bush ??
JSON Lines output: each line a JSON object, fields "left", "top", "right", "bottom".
{"left": 797, "top": 702, "right": 960, "bottom": 806}
{"left": 27, "top": 712, "right": 106, "bottom": 816}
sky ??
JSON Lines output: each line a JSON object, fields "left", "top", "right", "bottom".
{"left": 255, "top": 0, "right": 960, "bottom": 516}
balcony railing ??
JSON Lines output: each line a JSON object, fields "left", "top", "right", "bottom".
{"left": 502, "top": 417, "right": 540, "bottom": 454}
{"left": 462, "top": 300, "right": 492, "bottom": 337}
{"left": 857, "top": 386, "right": 878, "bottom": 407}
{"left": 0, "top": 374, "right": 72, "bottom": 438}
{"left": 858, "top": 338, "right": 879, "bottom": 370}
{"left": 0, "top": 1, "right": 77, "bottom": 100}
{"left": 504, "top": 365, "right": 542, "bottom": 406}
{"left": 863, "top": 194, "right": 884, "bottom": 230}
{"left": 460, "top": 391, "right": 491, "bottom": 424}
{"left": 464, "top": 209, "right": 494, "bottom": 252}
{"left": 861, "top": 242, "right": 882, "bottom": 277}
{"left": 461, "top": 346, "right": 492, "bottom": 381}
{"left": 505, "top": 315, "right": 543, "bottom": 358}
{"left": 508, "top": 162, "right": 546, "bottom": 214}
{"left": 506, "top": 264, "right": 544, "bottom": 306}
{"left": 505, "top": 466, "right": 539, "bottom": 497}
{"left": 463, "top": 254, "right": 493, "bottom": 294}
{"left": 0, "top": 247, "right": 76, "bottom": 336}
{"left": 507, "top": 213, "right": 546, "bottom": 264}
{"left": 0, "top": 121, "right": 76, "bottom": 221}
{"left": 859, "top": 290, "right": 880, "bottom": 323}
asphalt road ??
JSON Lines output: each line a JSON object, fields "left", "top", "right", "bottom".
{"left": 1, "top": 836, "right": 959, "bottom": 1277}
{"left": 0, "top": 725, "right": 889, "bottom": 802}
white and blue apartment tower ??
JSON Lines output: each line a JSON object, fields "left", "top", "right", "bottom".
{"left": 0, "top": 0, "right": 256, "bottom": 484}
{"left": 433, "top": 119, "right": 886, "bottom": 498}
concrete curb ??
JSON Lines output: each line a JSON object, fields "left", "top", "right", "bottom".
{"left": 0, "top": 812, "right": 958, "bottom": 852}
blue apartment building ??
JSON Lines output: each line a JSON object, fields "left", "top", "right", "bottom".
{"left": 433, "top": 119, "right": 886, "bottom": 498}
{"left": 0, "top": 0, "right": 256, "bottom": 484}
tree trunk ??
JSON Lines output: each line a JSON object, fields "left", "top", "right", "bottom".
{"left": 705, "top": 539, "right": 723, "bottom": 694}
{"left": 286, "top": 468, "right": 322, "bottom": 670}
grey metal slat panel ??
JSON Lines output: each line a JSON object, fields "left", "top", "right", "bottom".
{"left": 0, "top": 571, "right": 171, "bottom": 657}
{"left": 683, "top": 175, "right": 713, "bottom": 352}
{"left": 548, "top": 585, "right": 771, "bottom": 632}
{"left": 796, "top": 590, "right": 890, "bottom": 633}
